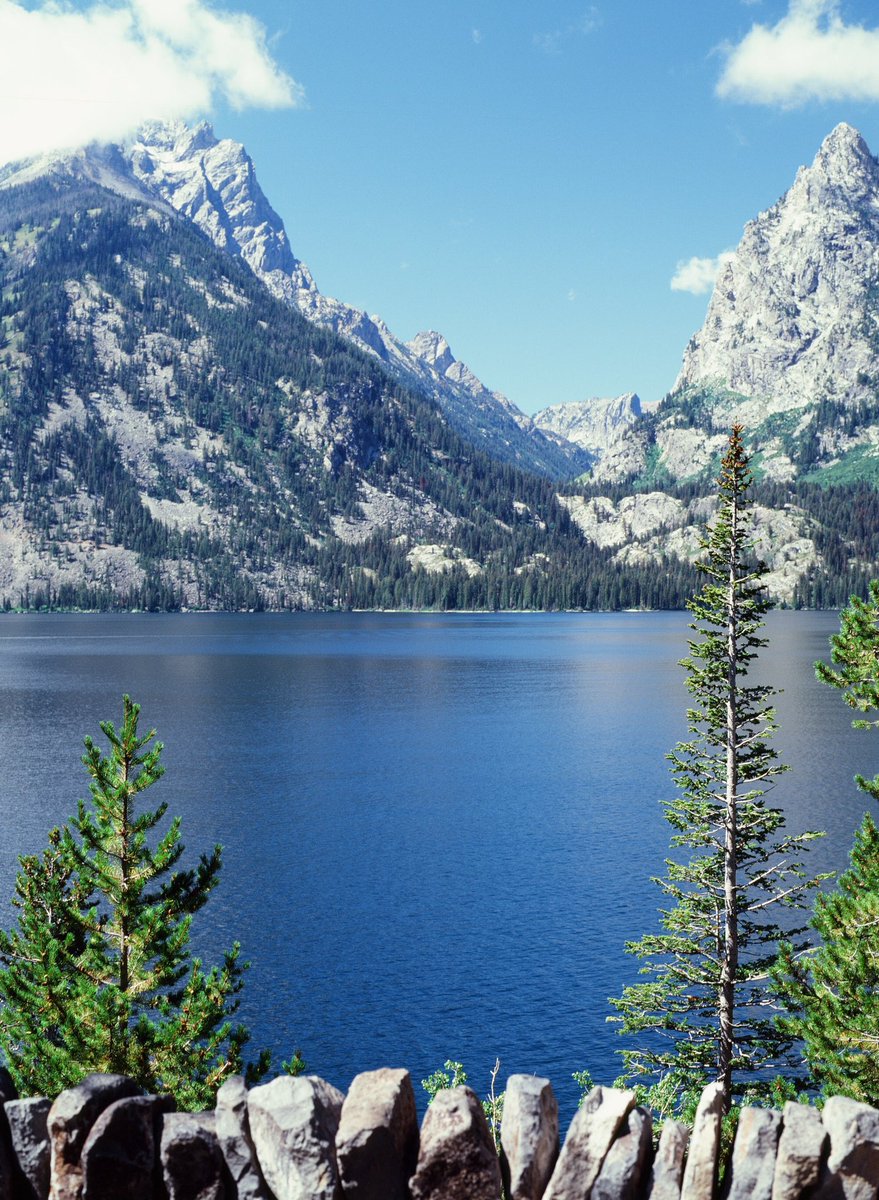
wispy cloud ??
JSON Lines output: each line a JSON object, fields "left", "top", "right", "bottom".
{"left": 533, "top": 6, "right": 601, "bottom": 54}
{"left": 718, "top": 0, "right": 879, "bottom": 106}
{"left": 471, "top": 28, "right": 483, "bottom": 45}
{"left": 671, "top": 251, "right": 736, "bottom": 295}
{"left": 0, "top": 0, "right": 302, "bottom": 166}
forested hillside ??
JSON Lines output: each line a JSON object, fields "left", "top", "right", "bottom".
{"left": 0, "top": 176, "right": 706, "bottom": 611}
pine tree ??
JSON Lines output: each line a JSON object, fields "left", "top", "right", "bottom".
{"left": 609, "top": 426, "right": 825, "bottom": 1113}
{"left": 0, "top": 696, "right": 269, "bottom": 1107}
{"left": 773, "top": 580, "right": 879, "bottom": 1103}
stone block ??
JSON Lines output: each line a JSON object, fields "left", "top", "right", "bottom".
{"left": 592, "top": 1104, "right": 652, "bottom": 1200}
{"left": 249, "top": 1075, "right": 344, "bottom": 1200}
{"left": 500, "top": 1075, "right": 559, "bottom": 1200}
{"left": 5, "top": 1097, "right": 50, "bottom": 1200}
{"left": 680, "top": 1082, "right": 724, "bottom": 1200}
{"left": 409, "top": 1085, "right": 502, "bottom": 1200}
{"left": 647, "top": 1120, "right": 688, "bottom": 1200}
{"left": 336, "top": 1067, "right": 418, "bottom": 1200}
{"left": 543, "top": 1086, "right": 635, "bottom": 1200}
{"left": 725, "top": 1106, "right": 781, "bottom": 1200}
{"left": 80, "top": 1095, "right": 171, "bottom": 1200}
{"left": 48, "top": 1073, "right": 141, "bottom": 1200}
{"left": 215, "top": 1075, "right": 270, "bottom": 1200}
{"left": 160, "top": 1111, "right": 226, "bottom": 1200}
{"left": 772, "top": 1101, "right": 826, "bottom": 1200}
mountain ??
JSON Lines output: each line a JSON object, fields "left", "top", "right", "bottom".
{"left": 0, "top": 168, "right": 700, "bottom": 611}
{"left": 1, "top": 122, "right": 878, "bottom": 611}
{"left": 532, "top": 393, "right": 642, "bottom": 478}
{"left": 20, "top": 120, "right": 586, "bottom": 481}
{"left": 653, "top": 122, "right": 879, "bottom": 487}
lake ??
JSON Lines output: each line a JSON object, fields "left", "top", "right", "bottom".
{"left": 0, "top": 610, "right": 874, "bottom": 1121}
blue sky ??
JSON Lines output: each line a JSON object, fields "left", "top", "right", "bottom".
{"left": 5, "top": 1, "right": 879, "bottom": 413}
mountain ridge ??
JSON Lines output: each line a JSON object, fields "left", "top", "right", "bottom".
{"left": 1, "top": 121, "right": 591, "bottom": 481}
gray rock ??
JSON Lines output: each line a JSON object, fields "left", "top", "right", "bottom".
{"left": 5, "top": 1097, "right": 50, "bottom": 1200}
{"left": 215, "top": 1076, "right": 270, "bottom": 1200}
{"left": 592, "top": 1105, "right": 652, "bottom": 1200}
{"left": 813, "top": 1096, "right": 879, "bottom": 1200}
{"left": 725, "top": 1106, "right": 781, "bottom": 1200}
{"left": 408, "top": 1085, "right": 501, "bottom": 1200}
{"left": 160, "top": 1111, "right": 226, "bottom": 1200}
{"left": 0, "top": 1072, "right": 18, "bottom": 1200}
{"left": 48, "top": 1073, "right": 141, "bottom": 1200}
{"left": 680, "top": 1082, "right": 724, "bottom": 1200}
{"left": 647, "top": 1120, "right": 689, "bottom": 1200}
{"left": 248, "top": 1075, "right": 344, "bottom": 1200}
{"left": 500, "top": 1075, "right": 559, "bottom": 1200}
{"left": 543, "top": 1086, "right": 636, "bottom": 1200}
{"left": 336, "top": 1067, "right": 418, "bottom": 1200}
{"left": 81, "top": 1095, "right": 171, "bottom": 1200}
{"left": 772, "top": 1102, "right": 826, "bottom": 1200}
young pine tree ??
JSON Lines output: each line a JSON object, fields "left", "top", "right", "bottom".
{"left": 0, "top": 696, "right": 269, "bottom": 1107}
{"left": 609, "top": 426, "right": 826, "bottom": 1113}
{"left": 774, "top": 580, "right": 879, "bottom": 1103}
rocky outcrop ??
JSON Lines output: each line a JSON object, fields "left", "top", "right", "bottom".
{"left": 533, "top": 395, "right": 641, "bottom": 464}
{"left": 676, "top": 123, "right": 879, "bottom": 419}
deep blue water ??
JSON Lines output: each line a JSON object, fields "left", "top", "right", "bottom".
{"left": 0, "top": 610, "right": 874, "bottom": 1123}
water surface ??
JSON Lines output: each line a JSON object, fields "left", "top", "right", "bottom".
{"left": 0, "top": 611, "right": 871, "bottom": 1120}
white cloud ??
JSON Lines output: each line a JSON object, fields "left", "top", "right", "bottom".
{"left": 670, "top": 251, "right": 736, "bottom": 295}
{"left": 0, "top": 0, "right": 302, "bottom": 166}
{"left": 533, "top": 6, "right": 601, "bottom": 54}
{"left": 718, "top": 0, "right": 879, "bottom": 106}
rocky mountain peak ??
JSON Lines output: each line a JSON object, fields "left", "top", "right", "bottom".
{"left": 811, "top": 121, "right": 876, "bottom": 184}
{"left": 675, "top": 123, "right": 879, "bottom": 414}
{"left": 407, "top": 331, "right": 455, "bottom": 374}
{"left": 133, "top": 119, "right": 218, "bottom": 156}
{"left": 533, "top": 393, "right": 641, "bottom": 460}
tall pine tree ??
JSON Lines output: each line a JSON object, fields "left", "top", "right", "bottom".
{"left": 0, "top": 696, "right": 268, "bottom": 1107}
{"left": 774, "top": 580, "right": 879, "bottom": 1104}
{"left": 610, "top": 426, "right": 825, "bottom": 1113}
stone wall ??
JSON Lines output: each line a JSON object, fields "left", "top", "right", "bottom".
{"left": 0, "top": 1067, "right": 875, "bottom": 1200}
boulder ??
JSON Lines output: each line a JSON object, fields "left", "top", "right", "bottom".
{"left": 592, "top": 1105, "right": 652, "bottom": 1200}
{"left": 771, "top": 1101, "right": 827, "bottom": 1200}
{"left": 335, "top": 1067, "right": 418, "bottom": 1200}
{"left": 248, "top": 1075, "right": 344, "bottom": 1200}
{"left": 80, "top": 1095, "right": 171, "bottom": 1200}
{"left": 680, "top": 1082, "right": 724, "bottom": 1200}
{"left": 160, "top": 1111, "right": 227, "bottom": 1200}
{"left": 48, "top": 1073, "right": 141, "bottom": 1200}
{"left": 814, "top": 1096, "right": 879, "bottom": 1200}
{"left": 0, "top": 1072, "right": 18, "bottom": 1200}
{"left": 409, "top": 1085, "right": 501, "bottom": 1200}
{"left": 5, "top": 1097, "right": 51, "bottom": 1200}
{"left": 215, "top": 1076, "right": 270, "bottom": 1200}
{"left": 543, "top": 1086, "right": 635, "bottom": 1200}
{"left": 647, "top": 1120, "right": 688, "bottom": 1200}
{"left": 725, "top": 1106, "right": 781, "bottom": 1200}
{"left": 499, "top": 1075, "right": 559, "bottom": 1200}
